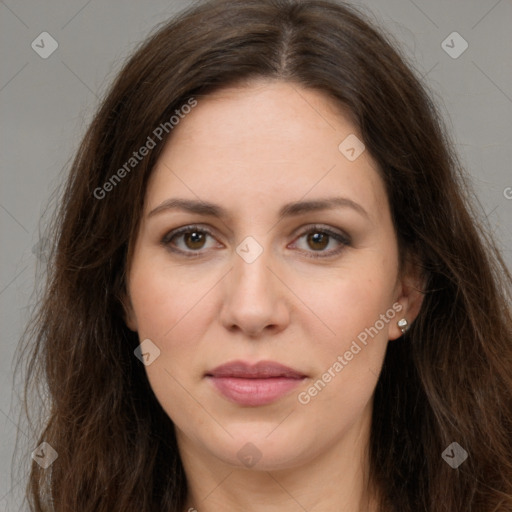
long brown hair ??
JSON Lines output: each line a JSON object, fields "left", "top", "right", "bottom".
{"left": 16, "top": 0, "right": 512, "bottom": 510}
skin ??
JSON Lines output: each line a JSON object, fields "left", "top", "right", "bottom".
{"left": 125, "top": 80, "right": 424, "bottom": 512}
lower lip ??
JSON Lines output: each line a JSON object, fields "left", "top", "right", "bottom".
{"left": 207, "top": 376, "right": 304, "bottom": 406}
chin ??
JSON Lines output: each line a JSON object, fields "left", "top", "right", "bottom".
{"left": 201, "top": 424, "right": 315, "bottom": 471}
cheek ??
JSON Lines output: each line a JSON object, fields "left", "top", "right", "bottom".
{"left": 300, "top": 259, "right": 397, "bottom": 348}
{"left": 128, "top": 265, "right": 214, "bottom": 427}
{"left": 129, "top": 258, "right": 217, "bottom": 341}
{"left": 294, "top": 255, "right": 398, "bottom": 399}
{"left": 128, "top": 258, "right": 225, "bottom": 392}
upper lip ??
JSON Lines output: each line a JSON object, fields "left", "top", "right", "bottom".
{"left": 206, "top": 360, "right": 306, "bottom": 379}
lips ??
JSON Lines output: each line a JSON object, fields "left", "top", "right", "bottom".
{"left": 207, "top": 360, "right": 306, "bottom": 379}
{"left": 205, "top": 360, "right": 306, "bottom": 406}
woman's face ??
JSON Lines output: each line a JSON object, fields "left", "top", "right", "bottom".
{"left": 126, "top": 80, "right": 411, "bottom": 471}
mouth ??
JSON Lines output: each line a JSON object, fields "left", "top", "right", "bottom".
{"left": 205, "top": 360, "right": 307, "bottom": 406}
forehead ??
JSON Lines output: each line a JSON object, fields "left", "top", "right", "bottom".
{"left": 146, "top": 81, "right": 387, "bottom": 220}
{"left": 164, "top": 80, "right": 356, "bottom": 157}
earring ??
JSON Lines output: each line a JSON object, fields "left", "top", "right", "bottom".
{"left": 397, "top": 318, "right": 409, "bottom": 334}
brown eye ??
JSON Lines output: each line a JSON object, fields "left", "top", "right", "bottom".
{"left": 162, "top": 225, "right": 219, "bottom": 256}
{"left": 163, "top": 224, "right": 349, "bottom": 259}
{"left": 292, "top": 225, "right": 350, "bottom": 259}
{"left": 307, "top": 232, "right": 329, "bottom": 251}
{"left": 183, "top": 231, "right": 207, "bottom": 250}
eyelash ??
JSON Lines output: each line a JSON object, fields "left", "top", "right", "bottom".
{"left": 161, "top": 224, "right": 351, "bottom": 259}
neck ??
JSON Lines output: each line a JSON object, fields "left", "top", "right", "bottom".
{"left": 178, "top": 402, "right": 380, "bottom": 512}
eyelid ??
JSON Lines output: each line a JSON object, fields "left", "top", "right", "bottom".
{"left": 161, "top": 223, "right": 351, "bottom": 258}
{"left": 161, "top": 224, "right": 221, "bottom": 256}
{"left": 292, "top": 223, "right": 350, "bottom": 243}
{"left": 288, "top": 223, "right": 351, "bottom": 258}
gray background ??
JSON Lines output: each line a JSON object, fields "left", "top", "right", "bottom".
{"left": 1, "top": 0, "right": 511, "bottom": 509}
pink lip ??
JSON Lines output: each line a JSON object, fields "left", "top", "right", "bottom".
{"left": 206, "top": 360, "right": 306, "bottom": 406}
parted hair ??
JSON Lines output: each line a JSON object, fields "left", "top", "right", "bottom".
{"left": 17, "top": 0, "right": 512, "bottom": 510}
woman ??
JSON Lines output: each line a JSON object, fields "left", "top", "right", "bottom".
{"left": 18, "top": 0, "right": 512, "bottom": 510}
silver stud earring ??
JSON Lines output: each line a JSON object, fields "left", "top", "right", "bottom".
{"left": 397, "top": 318, "right": 409, "bottom": 334}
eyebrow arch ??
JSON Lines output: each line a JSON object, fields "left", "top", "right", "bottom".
{"left": 147, "top": 196, "right": 368, "bottom": 220}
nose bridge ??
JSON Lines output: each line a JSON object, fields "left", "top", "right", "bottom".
{"left": 232, "top": 234, "right": 275, "bottom": 301}
{"left": 219, "top": 234, "right": 289, "bottom": 335}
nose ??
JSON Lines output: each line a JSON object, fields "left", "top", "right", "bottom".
{"left": 219, "top": 243, "right": 290, "bottom": 338}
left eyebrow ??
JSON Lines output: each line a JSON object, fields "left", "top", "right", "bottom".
{"left": 277, "top": 197, "right": 368, "bottom": 219}
{"left": 147, "top": 196, "right": 369, "bottom": 220}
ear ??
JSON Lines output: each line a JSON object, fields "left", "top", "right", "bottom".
{"left": 120, "top": 292, "right": 138, "bottom": 332}
{"left": 388, "top": 255, "right": 425, "bottom": 340}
